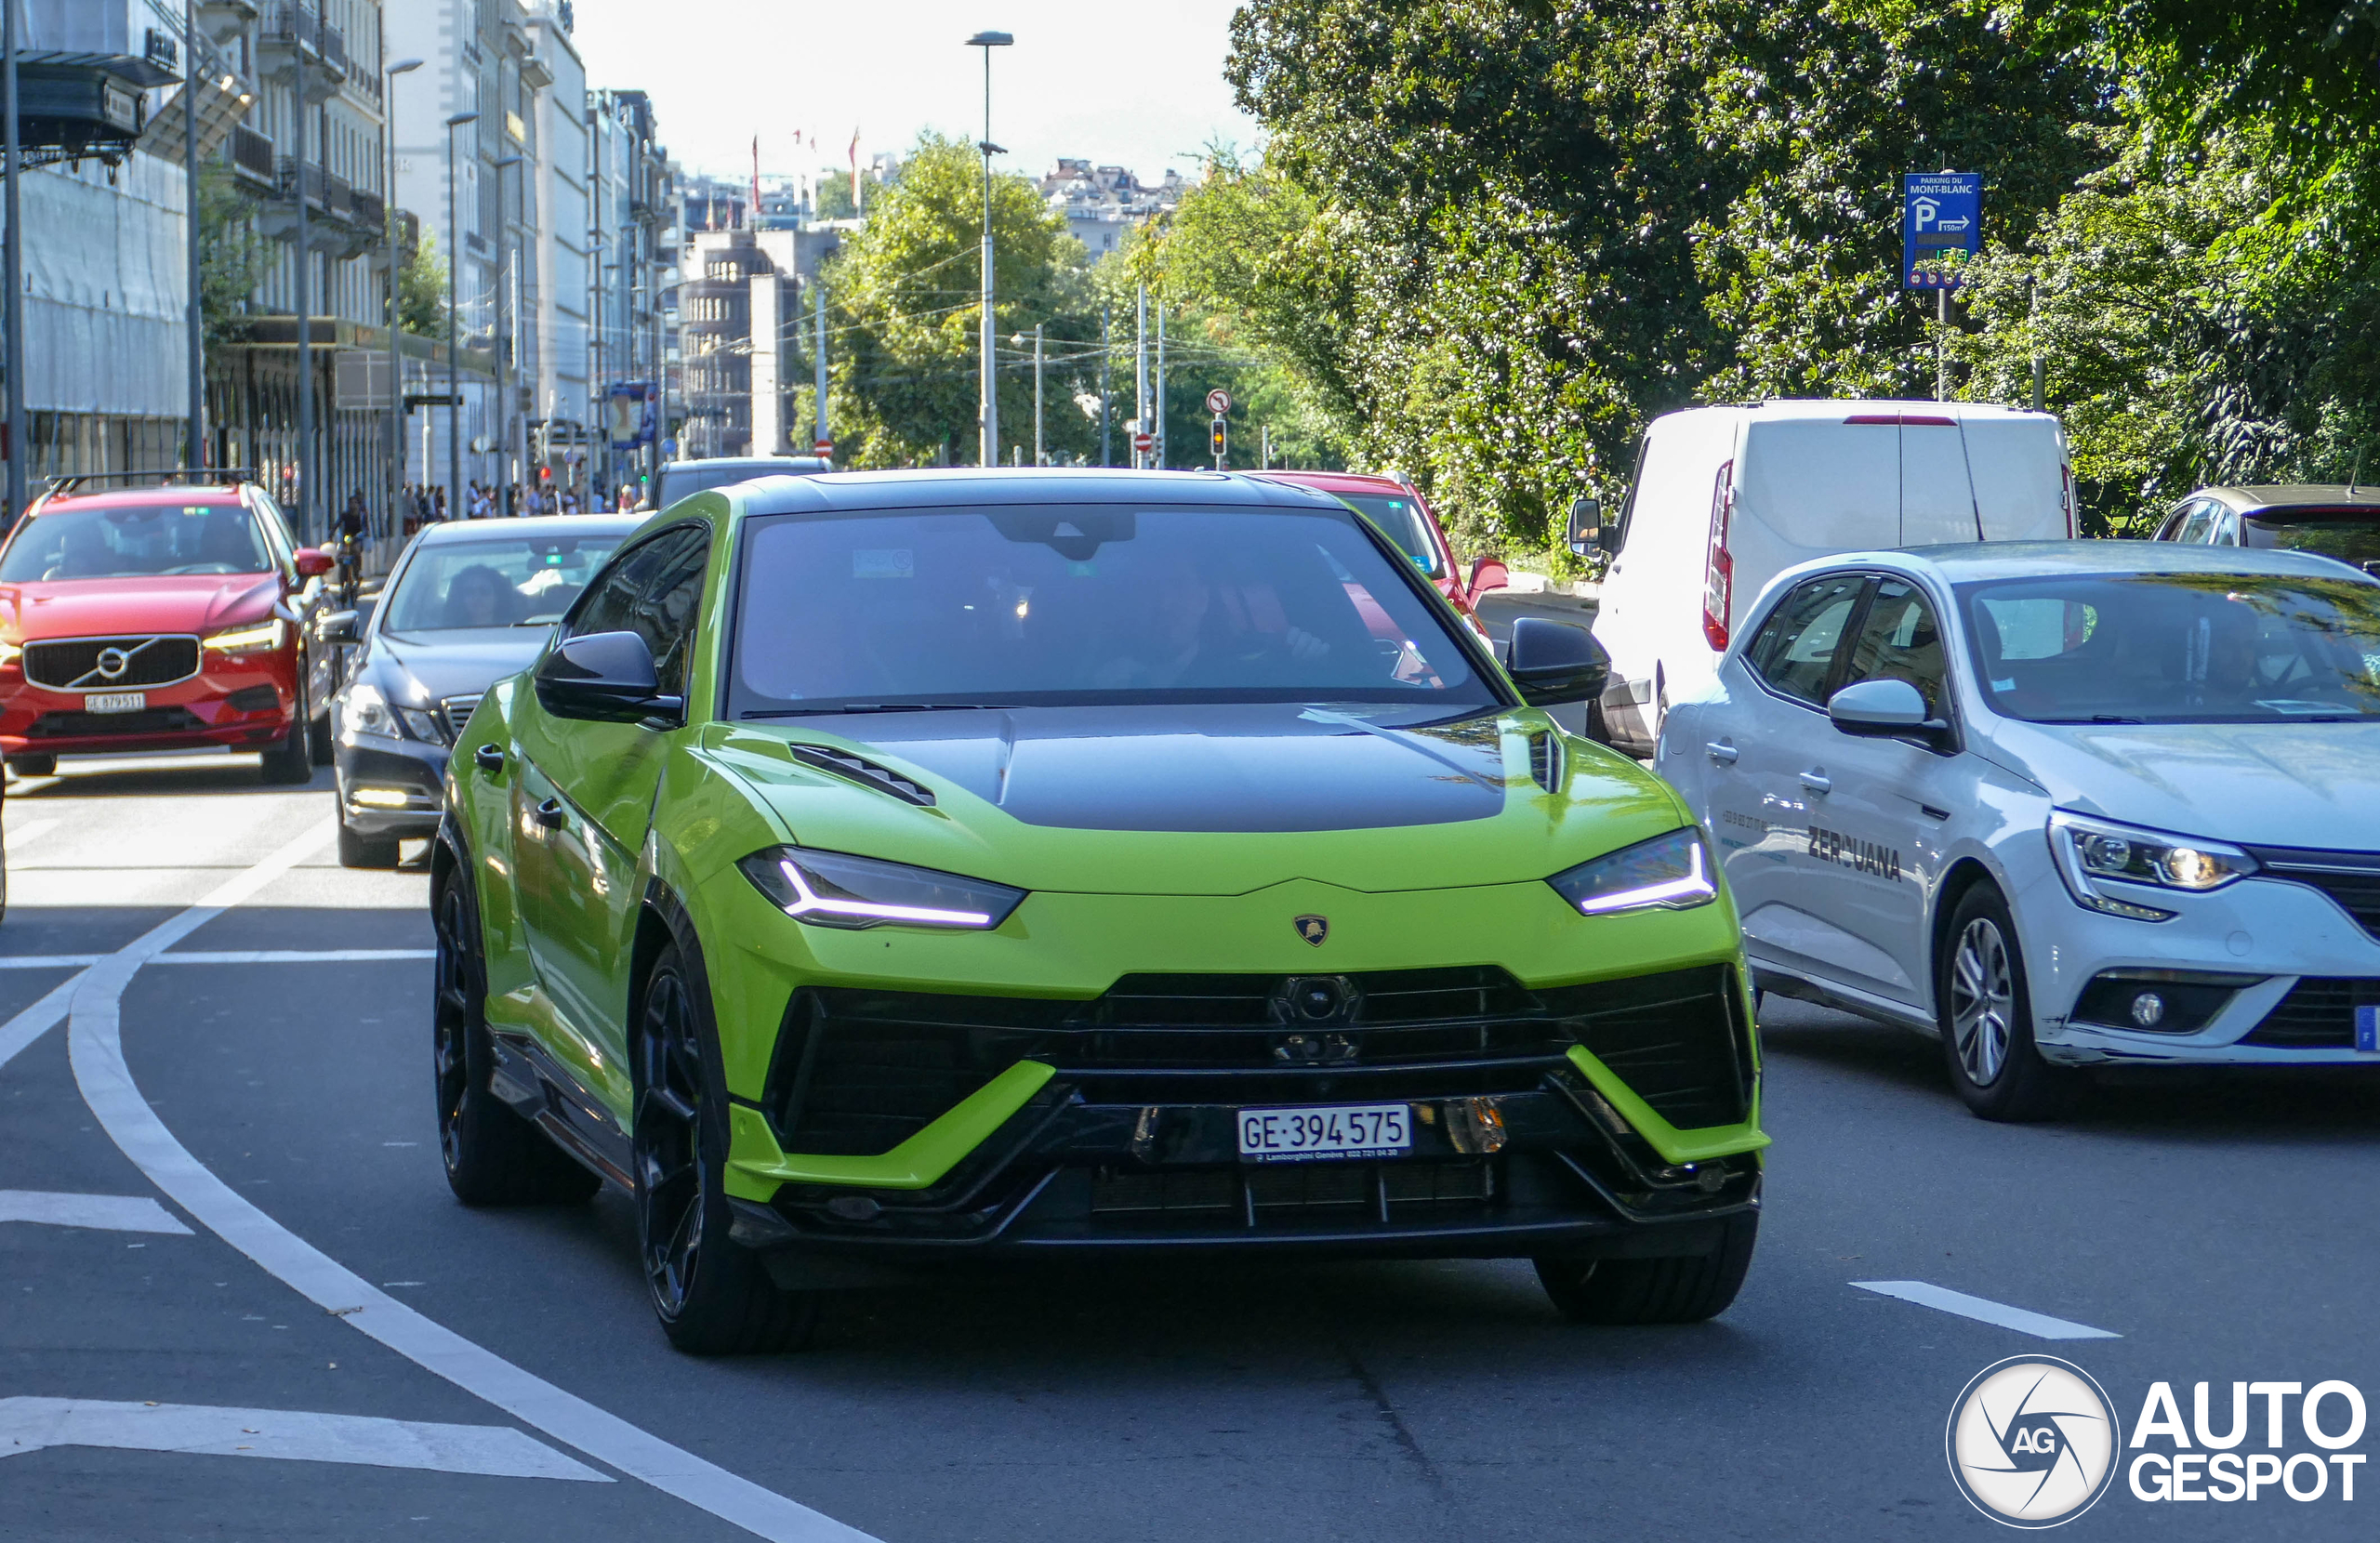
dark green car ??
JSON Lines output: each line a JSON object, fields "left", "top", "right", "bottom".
{"left": 433, "top": 469, "right": 1767, "bottom": 1352}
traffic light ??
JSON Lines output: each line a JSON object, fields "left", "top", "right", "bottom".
{"left": 1210, "top": 415, "right": 1227, "bottom": 468}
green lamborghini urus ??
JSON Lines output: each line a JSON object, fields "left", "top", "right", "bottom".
{"left": 431, "top": 468, "right": 1767, "bottom": 1352}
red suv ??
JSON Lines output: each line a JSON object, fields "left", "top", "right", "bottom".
{"left": 0, "top": 473, "right": 339, "bottom": 782}
{"left": 1254, "top": 470, "right": 1509, "bottom": 626}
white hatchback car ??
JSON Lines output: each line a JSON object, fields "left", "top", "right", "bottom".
{"left": 1657, "top": 541, "right": 2380, "bottom": 1119}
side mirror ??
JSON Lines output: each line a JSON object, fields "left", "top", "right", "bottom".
{"left": 534, "top": 630, "right": 684, "bottom": 724}
{"left": 1827, "top": 678, "right": 1950, "bottom": 745}
{"left": 317, "top": 610, "right": 360, "bottom": 645}
{"left": 1507, "top": 616, "right": 1610, "bottom": 706}
{"left": 1566, "top": 495, "right": 1604, "bottom": 557}
{"left": 295, "top": 546, "right": 337, "bottom": 579}
{"left": 1465, "top": 556, "right": 1510, "bottom": 601}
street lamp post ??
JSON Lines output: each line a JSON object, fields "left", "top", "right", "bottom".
{"left": 294, "top": 31, "right": 311, "bottom": 538}
{"left": 966, "top": 30, "right": 1012, "bottom": 469}
{"left": 5, "top": 0, "right": 24, "bottom": 524}
{"left": 443, "top": 112, "right": 477, "bottom": 521}
{"left": 183, "top": 0, "right": 203, "bottom": 475}
{"left": 492, "top": 153, "right": 523, "bottom": 516}
{"left": 383, "top": 58, "right": 422, "bottom": 546}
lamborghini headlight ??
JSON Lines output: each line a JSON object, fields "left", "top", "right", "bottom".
{"left": 203, "top": 617, "right": 284, "bottom": 654}
{"left": 1546, "top": 827, "right": 1717, "bottom": 917}
{"left": 736, "top": 846, "right": 1026, "bottom": 930}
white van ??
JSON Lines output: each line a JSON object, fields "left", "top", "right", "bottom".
{"left": 1584, "top": 400, "right": 2073, "bottom": 753}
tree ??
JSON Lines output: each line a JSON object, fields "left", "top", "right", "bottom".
{"left": 196, "top": 161, "right": 267, "bottom": 349}
{"left": 818, "top": 135, "right": 1101, "bottom": 467}
{"left": 398, "top": 227, "right": 450, "bottom": 337}
{"left": 1223, "top": 0, "right": 2105, "bottom": 555}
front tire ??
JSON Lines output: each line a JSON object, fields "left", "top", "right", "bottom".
{"left": 337, "top": 819, "right": 402, "bottom": 869}
{"left": 1937, "top": 884, "right": 2078, "bottom": 1122}
{"left": 1534, "top": 1211, "right": 1758, "bottom": 1325}
{"left": 258, "top": 684, "right": 313, "bottom": 785}
{"left": 431, "top": 863, "right": 600, "bottom": 1206}
{"left": 634, "top": 940, "right": 817, "bottom": 1355}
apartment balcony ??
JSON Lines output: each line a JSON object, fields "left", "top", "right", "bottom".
{"left": 229, "top": 122, "right": 277, "bottom": 187}
{"left": 195, "top": 0, "right": 260, "bottom": 47}
{"left": 258, "top": 4, "right": 346, "bottom": 103}
{"left": 258, "top": 158, "right": 378, "bottom": 257}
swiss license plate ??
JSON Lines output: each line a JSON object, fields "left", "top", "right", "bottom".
{"left": 86, "top": 691, "right": 146, "bottom": 714}
{"left": 1236, "top": 1102, "right": 1411, "bottom": 1164}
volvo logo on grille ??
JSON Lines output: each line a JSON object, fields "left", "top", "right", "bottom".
{"left": 95, "top": 647, "right": 131, "bottom": 679}
{"left": 1293, "top": 914, "right": 1329, "bottom": 946}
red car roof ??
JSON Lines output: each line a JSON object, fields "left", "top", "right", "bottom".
{"left": 39, "top": 485, "right": 247, "bottom": 509}
{"left": 1258, "top": 469, "right": 1414, "bottom": 495}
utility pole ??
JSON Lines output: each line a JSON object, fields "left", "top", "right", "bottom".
{"left": 385, "top": 56, "right": 423, "bottom": 544}
{"left": 1098, "top": 301, "right": 1110, "bottom": 467}
{"left": 1134, "top": 284, "right": 1148, "bottom": 469}
{"left": 1261, "top": 424, "right": 1271, "bottom": 470}
{"left": 1935, "top": 287, "right": 1948, "bottom": 403}
{"left": 295, "top": 33, "right": 312, "bottom": 538}
{"left": 967, "top": 32, "right": 1012, "bottom": 468}
{"left": 813, "top": 276, "right": 827, "bottom": 456}
{"left": 494, "top": 155, "right": 525, "bottom": 516}
{"left": 2029, "top": 273, "right": 2044, "bottom": 414}
{"left": 588, "top": 111, "right": 604, "bottom": 500}
{"left": 444, "top": 112, "right": 479, "bottom": 521}
{"left": 1032, "top": 322, "right": 1043, "bottom": 466}
{"left": 3, "top": 0, "right": 20, "bottom": 524}
{"left": 183, "top": 0, "right": 204, "bottom": 475}
{"left": 1154, "top": 301, "right": 1166, "bottom": 470}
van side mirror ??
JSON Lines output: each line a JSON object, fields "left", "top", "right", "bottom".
{"left": 534, "top": 630, "right": 683, "bottom": 724}
{"left": 1827, "top": 678, "right": 1951, "bottom": 748}
{"left": 1567, "top": 495, "right": 1604, "bottom": 557}
{"left": 295, "top": 546, "right": 337, "bottom": 579}
{"left": 1507, "top": 617, "right": 1610, "bottom": 706}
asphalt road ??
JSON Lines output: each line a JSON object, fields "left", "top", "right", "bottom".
{"left": 4, "top": 750, "right": 2376, "bottom": 1541}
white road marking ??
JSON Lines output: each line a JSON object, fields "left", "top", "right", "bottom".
{"left": 65, "top": 822, "right": 879, "bottom": 1543}
{"left": 0, "top": 950, "right": 433, "bottom": 973}
{"left": 151, "top": 949, "right": 435, "bottom": 966}
{"left": 0, "top": 1398, "right": 606, "bottom": 1481}
{"left": 1852, "top": 1280, "right": 2121, "bottom": 1340}
{"left": 0, "top": 1190, "right": 192, "bottom": 1234}
{"left": 0, "top": 973, "right": 83, "bottom": 1072}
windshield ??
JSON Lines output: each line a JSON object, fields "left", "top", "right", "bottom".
{"left": 1337, "top": 493, "right": 1443, "bottom": 577}
{"left": 382, "top": 534, "right": 627, "bottom": 632}
{"left": 1962, "top": 572, "right": 2380, "bottom": 724}
{"left": 0, "top": 503, "right": 271, "bottom": 581}
{"left": 656, "top": 461, "right": 813, "bottom": 508}
{"left": 2244, "top": 513, "right": 2380, "bottom": 573}
{"left": 728, "top": 503, "right": 1492, "bottom": 715}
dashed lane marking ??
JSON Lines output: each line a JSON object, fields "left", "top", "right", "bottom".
{"left": 0, "top": 1398, "right": 606, "bottom": 1481}
{"left": 0, "top": 1190, "right": 192, "bottom": 1233}
{"left": 1852, "top": 1280, "right": 2121, "bottom": 1340}
{"left": 65, "top": 822, "right": 879, "bottom": 1543}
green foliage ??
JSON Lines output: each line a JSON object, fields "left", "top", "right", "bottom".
{"left": 818, "top": 135, "right": 1101, "bottom": 468}
{"left": 197, "top": 160, "right": 267, "bottom": 350}
{"left": 1221, "top": 0, "right": 2107, "bottom": 555}
{"left": 399, "top": 227, "right": 450, "bottom": 337}
{"left": 815, "top": 172, "right": 860, "bottom": 221}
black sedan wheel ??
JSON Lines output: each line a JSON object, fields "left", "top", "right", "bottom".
{"left": 633, "top": 941, "right": 816, "bottom": 1355}
{"left": 431, "top": 864, "right": 598, "bottom": 1206}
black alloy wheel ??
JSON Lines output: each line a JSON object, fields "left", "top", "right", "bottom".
{"left": 259, "top": 678, "right": 313, "bottom": 784}
{"left": 1936, "top": 883, "right": 2081, "bottom": 1123}
{"left": 7, "top": 753, "right": 56, "bottom": 777}
{"left": 633, "top": 941, "right": 816, "bottom": 1355}
{"left": 431, "top": 866, "right": 598, "bottom": 1206}
{"left": 1533, "top": 1210, "right": 1759, "bottom": 1325}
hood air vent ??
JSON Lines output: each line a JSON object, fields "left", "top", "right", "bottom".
{"left": 1527, "top": 730, "right": 1563, "bottom": 794}
{"left": 786, "top": 744, "right": 936, "bottom": 807}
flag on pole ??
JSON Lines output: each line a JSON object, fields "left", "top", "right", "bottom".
{"left": 849, "top": 129, "right": 862, "bottom": 212}
{"left": 750, "top": 135, "right": 762, "bottom": 230}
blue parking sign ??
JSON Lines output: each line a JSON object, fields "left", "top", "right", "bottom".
{"left": 1904, "top": 172, "right": 1982, "bottom": 291}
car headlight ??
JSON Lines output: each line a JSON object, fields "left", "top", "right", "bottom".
{"left": 1546, "top": 827, "right": 1717, "bottom": 916}
{"left": 736, "top": 846, "right": 1027, "bottom": 930}
{"left": 204, "top": 617, "right": 284, "bottom": 654}
{"left": 397, "top": 707, "right": 448, "bottom": 745}
{"left": 341, "top": 682, "right": 398, "bottom": 739}
{"left": 2046, "top": 811, "right": 2255, "bottom": 922}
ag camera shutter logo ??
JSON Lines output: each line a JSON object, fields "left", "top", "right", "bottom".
{"left": 1947, "top": 1357, "right": 2122, "bottom": 1527}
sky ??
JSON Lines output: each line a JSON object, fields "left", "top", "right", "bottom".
{"left": 565, "top": 0, "right": 1262, "bottom": 187}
